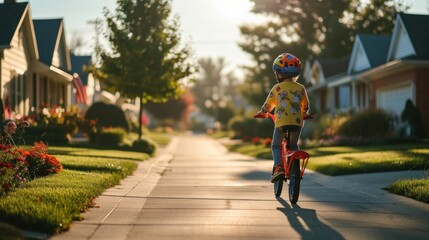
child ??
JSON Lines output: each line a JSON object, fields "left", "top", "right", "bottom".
{"left": 256, "top": 53, "right": 310, "bottom": 183}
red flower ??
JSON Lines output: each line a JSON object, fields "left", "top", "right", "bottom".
{"left": 263, "top": 138, "right": 272, "bottom": 147}
{"left": 0, "top": 144, "right": 13, "bottom": 151}
{"left": 0, "top": 162, "right": 14, "bottom": 169}
{"left": 252, "top": 137, "right": 260, "bottom": 145}
{"left": 3, "top": 183, "right": 11, "bottom": 191}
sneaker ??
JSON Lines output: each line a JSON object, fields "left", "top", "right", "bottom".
{"left": 270, "top": 164, "right": 285, "bottom": 183}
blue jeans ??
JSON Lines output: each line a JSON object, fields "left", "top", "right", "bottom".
{"left": 271, "top": 126, "right": 302, "bottom": 167}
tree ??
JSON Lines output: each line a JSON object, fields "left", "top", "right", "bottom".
{"left": 97, "top": 0, "right": 196, "bottom": 140}
{"left": 239, "top": 0, "right": 408, "bottom": 107}
{"left": 145, "top": 90, "right": 195, "bottom": 129}
{"left": 0, "top": 98, "right": 4, "bottom": 122}
{"left": 191, "top": 57, "right": 240, "bottom": 127}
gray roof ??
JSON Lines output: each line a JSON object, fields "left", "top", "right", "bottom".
{"left": 358, "top": 34, "right": 391, "bottom": 68}
{"left": 71, "top": 55, "right": 92, "bottom": 85}
{"left": 399, "top": 12, "right": 429, "bottom": 59}
{"left": 0, "top": 2, "right": 27, "bottom": 48}
{"left": 33, "top": 19, "right": 62, "bottom": 65}
{"left": 319, "top": 55, "right": 350, "bottom": 80}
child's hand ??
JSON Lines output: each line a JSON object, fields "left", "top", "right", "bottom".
{"left": 254, "top": 111, "right": 268, "bottom": 118}
{"left": 302, "top": 113, "right": 314, "bottom": 120}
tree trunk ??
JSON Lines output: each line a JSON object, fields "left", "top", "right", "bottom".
{"left": 138, "top": 94, "right": 144, "bottom": 141}
{"left": 0, "top": 97, "right": 4, "bottom": 122}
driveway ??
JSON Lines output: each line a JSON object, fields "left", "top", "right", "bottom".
{"left": 54, "top": 134, "right": 429, "bottom": 240}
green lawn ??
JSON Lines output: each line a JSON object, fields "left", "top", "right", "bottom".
{"left": 125, "top": 131, "right": 171, "bottom": 147}
{"left": 226, "top": 141, "right": 429, "bottom": 203}
{"left": 227, "top": 142, "right": 429, "bottom": 176}
{"left": 388, "top": 178, "right": 429, "bottom": 203}
{"left": 0, "top": 146, "right": 150, "bottom": 234}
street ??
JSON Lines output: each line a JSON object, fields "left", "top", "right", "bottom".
{"left": 55, "top": 134, "right": 429, "bottom": 240}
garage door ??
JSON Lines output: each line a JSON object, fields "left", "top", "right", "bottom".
{"left": 376, "top": 83, "right": 413, "bottom": 117}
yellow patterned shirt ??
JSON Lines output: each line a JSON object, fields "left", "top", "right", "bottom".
{"left": 261, "top": 80, "right": 309, "bottom": 127}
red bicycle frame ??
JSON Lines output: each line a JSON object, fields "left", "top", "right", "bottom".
{"left": 260, "top": 112, "right": 311, "bottom": 179}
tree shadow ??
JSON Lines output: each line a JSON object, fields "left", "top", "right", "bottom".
{"left": 276, "top": 197, "right": 345, "bottom": 240}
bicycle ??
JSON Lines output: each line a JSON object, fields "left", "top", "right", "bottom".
{"left": 0, "top": 120, "right": 29, "bottom": 147}
{"left": 254, "top": 112, "right": 313, "bottom": 204}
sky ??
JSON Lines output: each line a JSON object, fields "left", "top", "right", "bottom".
{"left": 3, "top": 0, "right": 429, "bottom": 77}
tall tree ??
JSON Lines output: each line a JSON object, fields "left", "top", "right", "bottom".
{"left": 97, "top": 0, "right": 195, "bottom": 140}
{"left": 239, "top": 0, "right": 408, "bottom": 107}
{"left": 191, "top": 57, "right": 238, "bottom": 126}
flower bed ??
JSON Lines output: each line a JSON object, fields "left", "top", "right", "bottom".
{"left": 0, "top": 142, "right": 62, "bottom": 196}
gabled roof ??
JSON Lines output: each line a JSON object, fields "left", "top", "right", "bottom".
{"left": 33, "top": 19, "right": 62, "bottom": 65}
{"left": 0, "top": 2, "right": 28, "bottom": 48}
{"left": 399, "top": 13, "right": 429, "bottom": 59}
{"left": 348, "top": 34, "right": 391, "bottom": 74}
{"left": 387, "top": 13, "right": 429, "bottom": 61}
{"left": 359, "top": 34, "right": 391, "bottom": 67}
{"left": 318, "top": 55, "right": 350, "bottom": 81}
{"left": 71, "top": 55, "right": 92, "bottom": 85}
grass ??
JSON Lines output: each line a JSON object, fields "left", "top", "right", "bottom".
{"left": 0, "top": 146, "right": 149, "bottom": 234}
{"left": 387, "top": 178, "right": 429, "bottom": 203}
{"left": 306, "top": 147, "right": 429, "bottom": 176}
{"left": 209, "top": 131, "right": 231, "bottom": 139}
{"left": 226, "top": 141, "right": 429, "bottom": 202}
{"left": 226, "top": 142, "right": 429, "bottom": 176}
{"left": 124, "top": 131, "right": 171, "bottom": 147}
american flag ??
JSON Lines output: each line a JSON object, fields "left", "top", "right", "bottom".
{"left": 72, "top": 73, "right": 88, "bottom": 104}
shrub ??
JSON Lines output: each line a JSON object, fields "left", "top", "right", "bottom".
{"left": 24, "top": 125, "right": 69, "bottom": 145}
{"left": 263, "top": 137, "right": 272, "bottom": 148}
{"left": 22, "top": 107, "right": 84, "bottom": 145}
{"left": 0, "top": 142, "right": 62, "bottom": 196}
{"left": 251, "top": 137, "right": 260, "bottom": 145}
{"left": 338, "top": 109, "right": 394, "bottom": 138}
{"left": 85, "top": 102, "right": 130, "bottom": 132}
{"left": 18, "top": 142, "right": 63, "bottom": 178}
{"left": 131, "top": 138, "right": 156, "bottom": 155}
{"left": 93, "top": 127, "right": 126, "bottom": 147}
{"left": 401, "top": 99, "right": 425, "bottom": 138}
{"left": 228, "top": 116, "right": 273, "bottom": 139}
{"left": 0, "top": 146, "right": 28, "bottom": 196}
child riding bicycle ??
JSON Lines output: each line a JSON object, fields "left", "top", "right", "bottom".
{"left": 255, "top": 53, "right": 310, "bottom": 183}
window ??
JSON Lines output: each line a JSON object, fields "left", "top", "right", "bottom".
{"left": 339, "top": 85, "right": 351, "bottom": 109}
{"left": 8, "top": 70, "right": 25, "bottom": 114}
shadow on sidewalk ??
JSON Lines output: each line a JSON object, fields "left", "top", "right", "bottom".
{"left": 240, "top": 170, "right": 270, "bottom": 180}
{"left": 276, "top": 198, "right": 345, "bottom": 240}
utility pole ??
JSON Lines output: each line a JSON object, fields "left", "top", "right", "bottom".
{"left": 87, "top": 18, "right": 102, "bottom": 65}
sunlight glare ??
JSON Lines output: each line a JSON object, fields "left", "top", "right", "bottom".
{"left": 210, "top": 0, "right": 264, "bottom": 24}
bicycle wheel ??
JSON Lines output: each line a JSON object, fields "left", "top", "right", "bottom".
{"left": 274, "top": 178, "right": 283, "bottom": 197}
{"left": 288, "top": 159, "right": 301, "bottom": 204}
{"left": 14, "top": 137, "right": 26, "bottom": 147}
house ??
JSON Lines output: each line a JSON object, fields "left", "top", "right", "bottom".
{"left": 326, "top": 34, "right": 391, "bottom": 114}
{"left": 305, "top": 55, "right": 350, "bottom": 113}
{"left": 362, "top": 13, "right": 429, "bottom": 137}
{"left": 306, "top": 12, "right": 429, "bottom": 137}
{"left": 0, "top": 1, "right": 73, "bottom": 119}
{"left": 33, "top": 18, "right": 73, "bottom": 110}
{"left": 0, "top": 2, "right": 38, "bottom": 118}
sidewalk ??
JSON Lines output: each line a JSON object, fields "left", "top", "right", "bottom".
{"left": 51, "top": 135, "right": 429, "bottom": 239}
{"left": 52, "top": 147, "right": 175, "bottom": 239}
{"left": 334, "top": 169, "right": 427, "bottom": 189}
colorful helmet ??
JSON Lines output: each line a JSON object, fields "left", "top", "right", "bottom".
{"left": 272, "top": 53, "right": 301, "bottom": 78}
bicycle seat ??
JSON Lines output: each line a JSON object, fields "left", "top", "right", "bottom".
{"left": 279, "top": 125, "right": 300, "bottom": 133}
